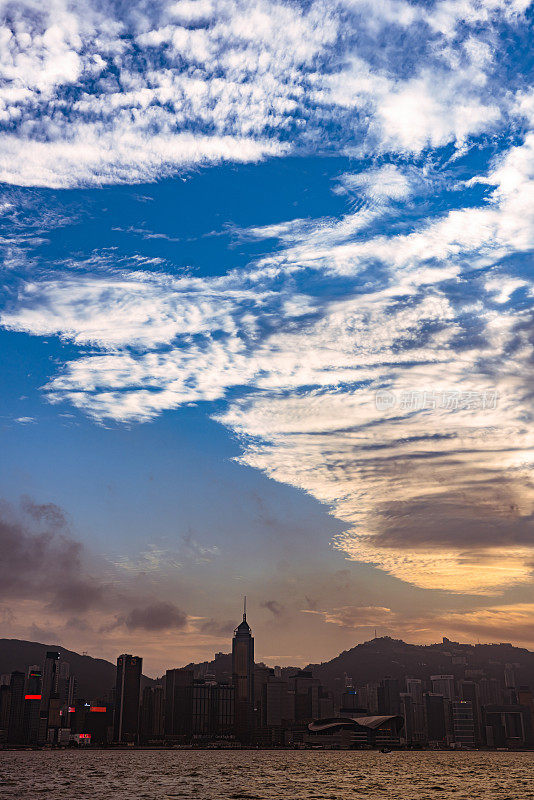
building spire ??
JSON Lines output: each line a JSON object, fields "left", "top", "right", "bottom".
{"left": 243, "top": 595, "right": 247, "bottom": 622}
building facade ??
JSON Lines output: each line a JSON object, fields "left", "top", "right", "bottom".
{"left": 114, "top": 654, "right": 142, "bottom": 743}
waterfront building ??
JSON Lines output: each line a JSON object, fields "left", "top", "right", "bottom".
{"left": 7, "top": 671, "right": 25, "bottom": 744}
{"left": 0, "top": 684, "right": 10, "bottom": 743}
{"left": 165, "top": 668, "right": 234, "bottom": 742}
{"left": 69, "top": 700, "right": 113, "bottom": 744}
{"left": 459, "top": 680, "right": 482, "bottom": 745}
{"left": 140, "top": 685, "right": 165, "bottom": 743}
{"left": 450, "top": 700, "right": 475, "bottom": 748}
{"left": 23, "top": 667, "right": 42, "bottom": 745}
{"left": 191, "top": 681, "right": 234, "bottom": 739}
{"left": 262, "top": 675, "right": 291, "bottom": 727}
{"left": 307, "top": 714, "right": 404, "bottom": 748}
{"left": 483, "top": 704, "right": 533, "bottom": 747}
{"left": 114, "top": 654, "right": 142, "bottom": 743}
{"left": 232, "top": 601, "right": 254, "bottom": 742}
{"left": 165, "top": 668, "right": 194, "bottom": 740}
{"left": 424, "top": 692, "right": 447, "bottom": 746}
{"left": 39, "top": 651, "right": 60, "bottom": 743}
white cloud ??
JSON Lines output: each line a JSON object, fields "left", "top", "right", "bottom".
{"left": 0, "top": 0, "right": 529, "bottom": 185}
{"left": 0, "top": 130, "right": 286, "bottom": 189}
{"left": 0, "top": 0, "right": 337, "bottom": 186}
{"left": 335, "top": 165, "right": 414, "bottom": 202}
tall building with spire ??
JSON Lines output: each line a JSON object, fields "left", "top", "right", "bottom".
{"left": 232, "top": 598, "right": 254, "bottom": 742}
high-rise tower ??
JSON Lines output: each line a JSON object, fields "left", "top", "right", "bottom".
{"left": 114, "top": 654, "right": 142, "bottom": 743}
{"left": 232, "top": 598, "right": 254, "bottom": 742}
{"left": 39, "top": 651, "right": 60, "bottom": 743}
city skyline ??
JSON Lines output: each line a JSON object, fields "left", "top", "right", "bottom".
{"left": 3, "top": 610, "right": 534, "bottom": 749}
{"left": 1, "top": 0, "right": 534, "bottom": 676}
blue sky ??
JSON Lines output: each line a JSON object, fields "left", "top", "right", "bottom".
{"left": 1, "top": 0, "right": 534, "bottom": 675}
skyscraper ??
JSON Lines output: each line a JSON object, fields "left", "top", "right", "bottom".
{"left": 0, "top": 684, "right": 10, "bottom": 744}
{"left": 378, "top": 677, "right": 401, "bottom": 715}
{"left": 164, "top": 668, "right": 194, "bottom": 740}
{"left": 7, "top": 671, "right": 25, "bottom": 744}
{"left": 39, "top": 650, "right": 60, "bottom": 742}
{"left": 450, "top": 700, "right": 475, "bottom": 748}
{"left": 23, "top": 667, "right": 42, "bottom": 745}
{"left": 232, "top": 598, "right": 254, "bottom": 742}
{"left": 424, "top": 692, "right": 447, "bottom": 745}
{"left": 114, "top": 654, "right": 142, "bottom": 743}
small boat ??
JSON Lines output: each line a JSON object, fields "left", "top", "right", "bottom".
{"left": 380, "top": 747, "right": 392, "bottom": 753}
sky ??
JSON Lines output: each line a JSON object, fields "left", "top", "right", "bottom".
{"left": 0, "top": 0, "right": 534, "bottom": 677}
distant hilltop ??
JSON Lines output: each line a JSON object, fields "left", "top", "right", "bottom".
{"left": 305, "top": 637, "right": 534, "bottom": 693}
{"left": 186, "top": 636, "right": 534, "bottom": 693}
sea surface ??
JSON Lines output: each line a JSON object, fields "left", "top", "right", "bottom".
{"left": 1, "top": 749, "right": 533, "bottom": 799}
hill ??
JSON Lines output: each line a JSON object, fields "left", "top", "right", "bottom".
{"left": 305, "top": 636, "right": 534, "bottom": 690}
{"left": 185, "top": 637, "right": 534, "bottom": 690}
{"left": 3, "top": 636, "right": 534, "bottom": 699}
{"left": 0, "top": 639, "right": 154, "bottom": 699}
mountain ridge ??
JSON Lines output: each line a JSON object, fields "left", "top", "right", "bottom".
{"left": 3, "top": 636, "right": 534, "bottom": 699}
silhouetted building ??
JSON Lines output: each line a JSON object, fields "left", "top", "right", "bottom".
{"left": 290, "top": 670, "right": 321, "bottom": 721}
{"left": 23, "top": 667, "right": 42, "bottom": 745}
{"left": 140, "top": 685, "right": 165, "bottom": 743}
{"left": 403, "top": 678, "right": 425, "bottom": 742}
{"left": 340, "top": 690, "right": 360, "bottom": 712}
{"left": 57, "top": 661, "right": 75, "bottom": 706}
{"left": 405, "top": 678, "right": 423, "bottom": 705}
{"left": 517, "top": 687, "right": 534, "bottom": 724}
{"left": 378, "top": 677, "right": 400, "bottom": 715}
{"left": 262, "top": 675, "right": 291, "bottom": 728}
{"left": 69, "top": 700, "right": 113, "bottom": 744}
{"left": 484, "top": 704, "right": 533, "bottom": 748}
{"left": 504, "top": 664, "right": 517, "bottom": 690}
{"left": 39, "top": 651, "right": 60, "bottom": 743}
{"left": 307, "top": 714, "right": 404, "bottom": 748}
{"left": 232, "top": 601, "right": 254, "bottom": 742}
{"left": 424, "top": 692, "right": 447, "bottom": 745}
{"left": 164, "top": 669, "right": 234, "bottom": 742}
{"left": 114, "top": 654, "right": 142, "bottom": 743}
{"left": 479, "top": 677, "right": 503, "bottom": 707}
{"left": 0, "top": 684, "right": 10, "bottom": 743}
{"left": 450, "top": 700, "right": 475, "bottom": 748}
{"left": 358, "top": 683, "right": 379, "bottom": 714}
{"left": 191, "top": 681, "right": 234, "bottom": 739}
{"left": 318, "top": 690, "right": 335, "bottom": 719}
{"left": 7, "top": 671, "right": 25, "bottom": 744}
{"left": 165, "top": 668, "right": 194, "bottom": 740}
{"left": 431, "top": 675, "right": 455, "bottom": 700}
{"left": 459, "top": 680, "right": 482, "bottom": 745}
